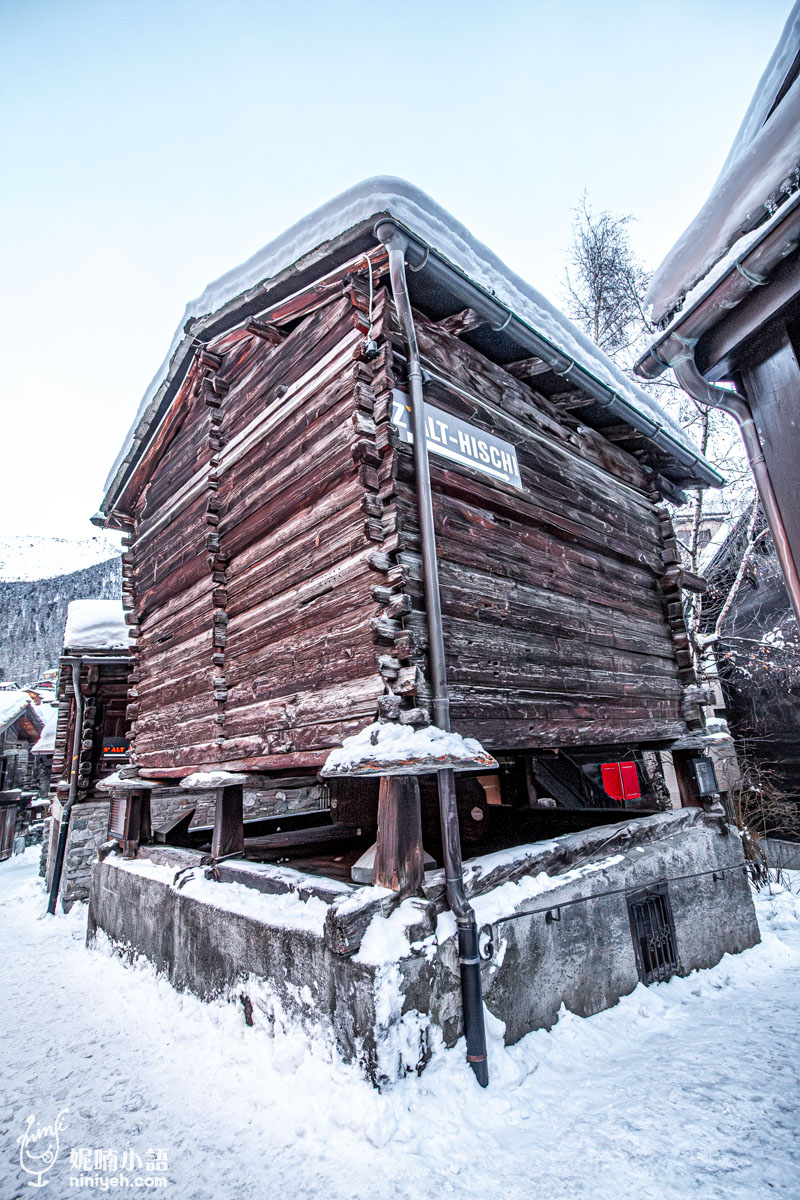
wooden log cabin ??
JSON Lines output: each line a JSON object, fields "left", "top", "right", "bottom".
{"left": 0, "top": 691, "right": 43, "bottom": 860}
{"left": 44, "top": 600, "right": 133, "bottom": 908}
{"left": 95, "top": 179, "right": 724, "bottom": 878}
{"left": 49, "top": 601, "right": 133, "bottom": 803}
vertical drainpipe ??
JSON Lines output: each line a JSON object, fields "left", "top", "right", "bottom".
{"left": 376, "top": 221, "right": 489, "bottom": 1087}
{"left": 47, "top": 659, "right": 84, "bottom": 914}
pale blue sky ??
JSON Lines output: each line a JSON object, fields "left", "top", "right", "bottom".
{"left": 0, "top": 0, "right": 792, "bottom": 537}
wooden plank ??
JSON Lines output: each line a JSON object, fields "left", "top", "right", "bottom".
{"left": 372, "top": 775, "right": 425, "bottom": 896}
{"left": 243, "top": 823, "right": 364, "bottom": 855}
{"left": 211, "top": 784, "right": 244, "bottom": 858}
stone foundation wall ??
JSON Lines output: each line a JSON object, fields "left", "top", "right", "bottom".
{"left": 87, "top": 811, "right": 760, "bottom": 1084}
{"left": 60, "top": 800, "right": 111, "bottom": 911}
{"left": 39, "top": 820, "right": 50, "bottom": 878}
{"left": 243, "top": 779, "right": 328, "bottom": 818}
{"left": 24, "top": 819, "right": 45, "bottom": 848}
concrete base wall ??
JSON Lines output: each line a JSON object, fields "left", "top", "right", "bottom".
{"left": 453, "top": 818, "right": 758, "bottom": 1046}
{"left": 44, "top": 779, "right": 329, "bottom": 909}
{"left": 88, "top": 855, "right": 388, "bottom": 1077}
{"left": 87, "top": 813, "right": 760, "bottom": 1084}
{"left": 762, "top": 837, "right": 800, "bottom": 870}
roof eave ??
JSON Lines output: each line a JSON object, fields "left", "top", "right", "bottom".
{"left": 637, "top": 192, "right": 800, "bottom": 385}
{"left": 104, "top": 211, "right": 720, "bottom": 517}
{"left": 379, "top": 217, "right": 722, "bottom": 490}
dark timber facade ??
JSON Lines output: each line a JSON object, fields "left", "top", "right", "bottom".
{"left": 95, "top": 189, "right": 722, "bottom": 871}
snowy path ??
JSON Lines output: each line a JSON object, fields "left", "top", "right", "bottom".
{"left": 1, "top": 849, "right": 799, "bottom": 1200}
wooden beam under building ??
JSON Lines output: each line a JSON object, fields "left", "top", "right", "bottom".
{"left": 372, "top": 775, "right": 425, "bottom": 896}
{"left": 211, "top": 784, "right": 244, "bottom": 859}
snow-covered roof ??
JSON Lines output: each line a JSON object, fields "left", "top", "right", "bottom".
{"left": 646, "top": 3, "right": 800, "bottom": 325}
{"left": 102, "top": 177, "right": 717, "bottom": 510}
{"left": 0, "top": 690, "right": 42, "bottom": 738}
{"left": 63, "top": 599, "right": 131, "bottom": 651}
{"left": 31, "top": 707, "right": 58, "bottom": 755}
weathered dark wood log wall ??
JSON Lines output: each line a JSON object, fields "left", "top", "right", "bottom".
{"left": 51, "top": 657, "right": 131, "bottom": 798}
{"left": 113, "top": 255, "right": 693, "bottom": 777}
{"left": 123, "top": 253, "right": 396, "bottom": 773}
{"left": 380, "top": 307, "right": 691, "bottom": 749}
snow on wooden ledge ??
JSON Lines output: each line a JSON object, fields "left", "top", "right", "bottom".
{"left": 63, "top": 599, "right": 131, "bottom": 651}
{"left": 320, "top": 721, "right": 497, "bottom": 777}
{"left": 97, "top": 771, "right": 156, "bottom": 791}
{"left": 181, "top": 770, "right": 249, "bottom": 789}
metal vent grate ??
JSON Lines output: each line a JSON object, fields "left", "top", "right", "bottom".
{"left": 627, "top": 884, "right": 678, "bottom": 985}
{"left": 108, "top": 796, "right": 128, "bottom": 841}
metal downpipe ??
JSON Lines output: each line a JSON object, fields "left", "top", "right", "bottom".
{"left": 671, "top": 343, "right": 800, "bottom": 625}
{"left": 47, "top": 660, "right": 84, "bottom": 914}
{"left": 377, "top": 221, "right": 489, "bottom": 1087}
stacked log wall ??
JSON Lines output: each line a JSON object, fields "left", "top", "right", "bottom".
{"left": 117, "top": 258, "right": 695, "bottom": 776}
{"left": 126, "top": 258, "right": 398, "bottom": 773}
{"left": 218, "top": 288, "right": 399, "bottom": 766}
{"left": 378, "top": 304, "right": 691, "bottom": 749}
{"left": 126, "top": 361, "right": 218, "bottom": 768}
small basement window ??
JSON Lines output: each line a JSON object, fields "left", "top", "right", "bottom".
{"left": 627, "top": 884, "right": 679, "bottom": 985}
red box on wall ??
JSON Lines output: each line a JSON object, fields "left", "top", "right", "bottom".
{"left": 601, "top": 761, "right": 641, "bottom": 803}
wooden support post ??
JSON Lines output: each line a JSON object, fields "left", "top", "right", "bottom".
{"left": 121, "top": 788, "right": 150, "bottom": 859}
{"left": 372, "top": 775, "right": 424, "bottom": 896}
{"left": 211, "top": 784, "right": 244, "bottom": 859}
{"left": 139, "top": 790, "right": 152, "bottom": 846}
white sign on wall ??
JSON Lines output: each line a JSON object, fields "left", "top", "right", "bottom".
{"left": 391, "top": 390, "right": 522, "bottom": 489}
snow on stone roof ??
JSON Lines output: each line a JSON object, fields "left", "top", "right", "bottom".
{"left": 31, "top": 707, "right": 58, "bottom": 755}
{"left": 103, "top": 177, "right": 713, "bottom": 510}
{"left": 63, "top": 599, "right": 131, "bottom": 651}
{"left": 646, "top": 3, "right": 800, "bottom": 325}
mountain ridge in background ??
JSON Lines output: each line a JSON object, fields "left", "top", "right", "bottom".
{"left": 0, "top": 535, "right": 123, "bottom": 682}
{"left": 0, "top": 534, "right": 122, "bottom": 582}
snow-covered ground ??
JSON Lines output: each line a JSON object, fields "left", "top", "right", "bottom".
{"left": 1, "top": 849, "right": 798, "bottom": 1200}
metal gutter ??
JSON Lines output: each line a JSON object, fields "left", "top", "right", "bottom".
{"left": 670, "top": 346, "right": 800, "bottom": 626}
{"left": 636, "top": 191, "right": 800, "bottom": 382}
{"left": 374, "top": 218, "right": 722, "bottom": 490}
{"left": 59, "top": 655, "right": 131, "bottom": 665}
{"left": 46, "top": 654, "right": 130, "bottom": 912}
